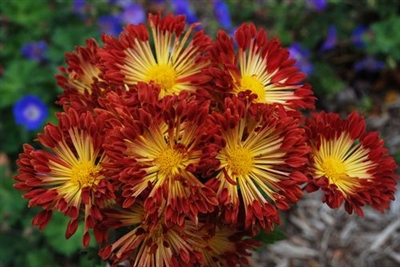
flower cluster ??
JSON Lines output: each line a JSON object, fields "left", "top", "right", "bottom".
{"left": 14, "top": 13, "right": 398, "bottom": 267}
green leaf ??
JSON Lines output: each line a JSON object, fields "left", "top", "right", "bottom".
{"left": 255, "top": 226, "right": 286, "bottom": 245}
{"left": 42, "top": 212, "right": 85, "bottom": 257}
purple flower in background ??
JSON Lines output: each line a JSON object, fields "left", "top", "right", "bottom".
{"left": 98, "top": 15, "right": 123, "bottom": 36}
{"left": 320, "top": 25, "right": 337, "bottom": 52}
{"left": 21, "top": 41, "right": 47, "bottom": 62}
{"left": 354, "top": 56, "right": 385, "bottom": 72}
{"left": 172, "top": 0, "right": 198, "bottom": 25}
{"left": 352, "top": 25, "right": 368, "bottom": 48}
{"left": 13, "top": 95, "right": 49, "bottom": 131}
{"left": 214, "top": 0, "right": 232, "bottom": 29}
{"left": 288, "top": 42, "right": 313, "bottom": 76}
{"left": 308, "top": 0, "right": 328, "bottom": 11}
{"left": 120, "top": 3, "right": 145, "bottom": 25}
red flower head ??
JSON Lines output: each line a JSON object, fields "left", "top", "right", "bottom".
{"left": 187, "top": 223, "right": 261, "bottom": 267}
{"left": 207, "top": 95, "right": 309, "bottom": 233}
{"left": 56, "top": 39, "right": 106, "bottom": 111}
{"left": 14, "top": 108, "right": 115, "bottom": 247}
{"left": 208, "top": 23, "right": 315, "bottom": 113}
{"left": 99, "top": 203, "right": 204, "bottom": 267}
{"left": 103, "top": 84, "right": 218, "bottom": 227}
{"left": 99, "top": 202, "right": 259, "bottom": 267}
{"left": 99, "top": 13, "right": 212, "bottom": 99}
{"left": 305, "top": 111, "right": 399, "bottom": 216}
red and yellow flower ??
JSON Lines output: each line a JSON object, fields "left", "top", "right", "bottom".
{"left": 305, "top": 111, "right": 398, "bottom": 216}
{"left": 56, "top": 38, "right": 105, "bottom": 111}
{"left": 99, "top": 13, "right": 212, "bottom": 99}
{"left": 209, "top": 23, "right": 314, "bottom": 112}
{"left": 100, "top": 203, "right": 259, "bottom": 267}
{"left": 207, "top": 96, "right": 309, "bottom": 233}
{"left": 103, "top": 86, "right": 219, "bottom": 227}
{"left": 14, "top": 108, "right": 115, "bottom": 246}
{"left": 187, "top": 223, "right": 261, "bottom": 267}
{"left": 99, "top": 203, "right": 204, "bottom": 267}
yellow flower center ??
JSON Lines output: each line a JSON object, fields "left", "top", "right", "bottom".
{"left": 227, "top": 147, "right": 254, "bottom": 176}
{"left": 321, "top": 156, "right": 347, "bottom": 183}
{"left": 240, "top": 74, "right": 266, "bottom": 101}
{"left": 146, "top": 63, "right": 177, "bottom": 94}
{"left": 70, "top": 160, "right": 99, "bottom": 187}
{"left": 156, "top": 148, "right": 183, "bottom": 177}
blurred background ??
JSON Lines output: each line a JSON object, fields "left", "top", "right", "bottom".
{"left": 1, "top": 0, "right": 399, "bottom": 266}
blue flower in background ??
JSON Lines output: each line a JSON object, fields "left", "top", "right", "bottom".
{"left": 288, "top": 42, "right": 314, "bottom": 76}
{"left": 13, "top": 95, "right": 49, "bottom": 131}
{"left": 172, "top": 0, "right": 198, "bottom": 25}
{"left": 352, "top": 25, "right": 368, "bottom": 48}
{"left": 354, "top": 56, "right": 385, "bottom": 72}
{"left": 120, "top": 3, "right": 145, "bottom": 25}
{"left": 320, "top": 25, "right": 337, "bottom": 52}
{"left": 73, "top": 0, "right": 87, "bottom": 18}
{"left": 214, "top": 0, "right": 232, "bottom": 30}
{"left": 98, "top": 15, "right": 123, "bottom": 36}
{"left": 21, "top": 41, "right": 48, "bottom": 62}
{"left": 308, "top": 0, "right": 328, "bottom": 11}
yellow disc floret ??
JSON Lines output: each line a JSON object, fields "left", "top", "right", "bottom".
{"left": 240, "top": 74, "right": 266, "bottom": 101}
{"left": 70, "top": 160, "right": 100, "bottom": 187}
{"left": 156, "top": 148, "right": 184, "bottom": 177}
{"left": 146, "top": 63, "right": 177, "bottom": 95}
{"left": 227, "top": 147, "right": 254, "bottom": 176}
{"left": 321, "top": 156, "right": 347, "bottom": 183}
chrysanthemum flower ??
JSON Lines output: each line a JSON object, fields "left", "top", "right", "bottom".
{"left": 186, "top": 223, "right": 261, "bottom": 267}
{"left": 209, "top": 23, "right": 314, "bottom": 111}
{"left": 207, "top": 96, "right": 309, "bottom": 232}
{"left": 99, "top": 13, "right": 212, "bottom": 98}
{"left": 14, "top": 108, "right": 115, "bottom": 246}
{"left": 103, "top": 86, "right": 218, "bottom": 226}
{"left": 305, "top": 111, "right": 398, "bottom": 216}
{"left": 100, "top": 202, "right": 259, "bottom": 267}
{"left": 56, "top": 38, "right": 104, "bottom": 110}
{"left": 99, "top": 203, "right": 204, "bottom": 267}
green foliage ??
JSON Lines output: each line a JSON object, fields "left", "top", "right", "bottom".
{"left": 367, "top": 16, "right": 400, "bottom": 61}
{"left": 255, "top": 226, "right": 286, "bottom": 245}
